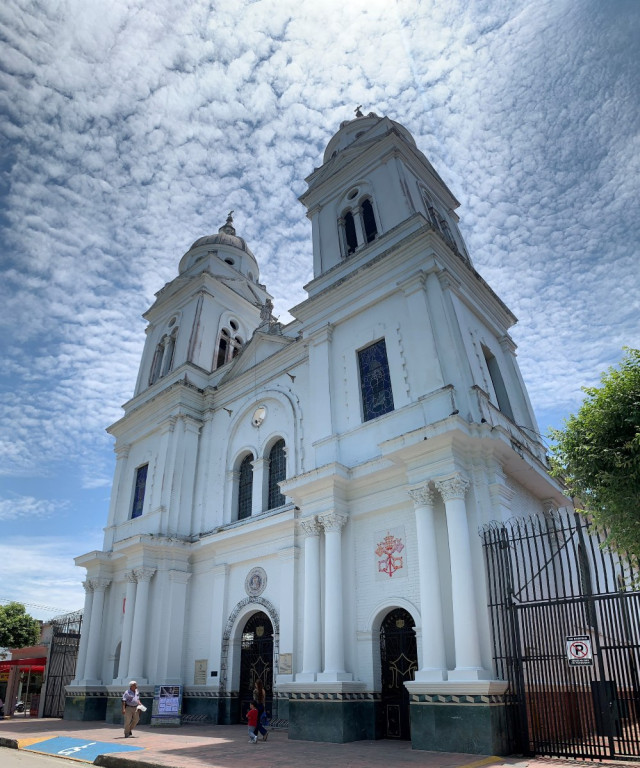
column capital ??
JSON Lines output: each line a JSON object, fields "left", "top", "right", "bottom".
{"left": 82, "top": 580, "right": 94, "bottom": 593}
{"left": 299, "top": 516, "right": 322, "bottom": 537}
{"left": 91, "top": 578, "right": 111, "bottom": 592}
{"left": 435, "top": 474, "right": 470, "bottom": 502}
{"left": 124, "top": 570, "right": 138, "bottom": 584}
{"left": 318, "top": 511, "right": 348, "bottom": 532}
{"left": 133, "top": 567, "right": 156, "bottom": 583}
{"left": 408, "top": 484, "right": 435, "bottom": 508}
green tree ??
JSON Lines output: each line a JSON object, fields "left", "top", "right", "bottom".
{"left": 550, "top": 348, "right": 640, "bottom": 558}
{"left": 0, "top": 602, "right": 41, "bottom": 649}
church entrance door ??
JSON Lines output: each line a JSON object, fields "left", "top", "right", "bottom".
{"left": 238, "top": 611, "right": 273, "bottom": 723}
{"left": 380, "top": 608, "right": 417, "bottom": 739}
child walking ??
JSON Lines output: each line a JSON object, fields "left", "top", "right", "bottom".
{"left": 246, "top": 701, "right": 259, "bottom": 743}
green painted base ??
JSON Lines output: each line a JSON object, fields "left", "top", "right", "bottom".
{"left": 63, "top": 694, "right": 107, "bottom": 721}
{"left": 288, "top": 699, "right": 376, "bottom": 742}
{"left": 410, "top": 701, "right": 511, "bottom": 754}
{"left": 182, "top": 697, "right": 220, "bottom": 722}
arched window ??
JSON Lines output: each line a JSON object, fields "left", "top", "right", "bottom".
{"left": 267, "top": 439, "right": 286, "bottom": 510}
{"left": 216, "top": 329, "right": 230, "bottom": 369}
{"left": 215, "top": 326, "right": 244, "bottom": 369}
{"left": 361, "top": 198, "right": 378, "bottom": 243}
{"left": 149, "top": 323, "right": 179, "bottom": 385}
{"left": 344, "top": 211, "right": 358, "bottom": 255}
{"left": 237, "top": 454, "right": 254, "bottom": 520}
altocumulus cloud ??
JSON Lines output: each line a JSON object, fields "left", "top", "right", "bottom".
{"left": 0, "top": 0, "right": 638, "bottom": 544}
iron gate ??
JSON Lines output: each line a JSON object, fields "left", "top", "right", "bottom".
{"left": 238, "top": 611, "right": 273, "bottom": 723}
{"left": 482, "top": 510, "right": 640, "bottom": 760}
{"left": 42, "top": 610, "right": 82, "bottom": 718}
{"left": 380, "top": 608, "right": 417, "bottom": 739}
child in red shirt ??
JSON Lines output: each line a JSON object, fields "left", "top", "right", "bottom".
{"left": 246, "top": 701, "right": 259, "bottom": 743}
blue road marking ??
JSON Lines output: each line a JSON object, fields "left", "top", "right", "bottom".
{"left": 23, "top": 736, "right": 143, "bottom": 762}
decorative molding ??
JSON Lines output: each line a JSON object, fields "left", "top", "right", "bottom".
{"left": 435, "top": 474, "right": 469, "bottom": 502}
{"left": 318, "top": 511, "right": 348, "bottom": 532}
{"left": 133, "top": 567, "right": 156, "bottom": 583}
{"left": 298, "top": 516, "right": 322, "bottom": 537}
{"left": 245, "top": 567, "right": 267, "bottom": 597}
{"left": 408, "top": 485, "right": 435, "bottom": 507}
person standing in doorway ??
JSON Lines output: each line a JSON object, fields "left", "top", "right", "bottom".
{"left": 121, "top": 680, "right": 140, "bottom": 738}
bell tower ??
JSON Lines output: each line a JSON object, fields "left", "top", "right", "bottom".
{"left": 299, "top": 111, "right": 471, "bottom": 290}
{"left": 134, "top": 213, "right": 273, "bottom": 396}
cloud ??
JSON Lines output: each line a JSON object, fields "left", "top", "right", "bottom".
{"left": 0, "top": 495, "right": 68, "bottom": 522}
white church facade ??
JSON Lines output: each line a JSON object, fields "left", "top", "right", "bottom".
{"left": 66, "top": 112, "right": 569, "bottom": 753}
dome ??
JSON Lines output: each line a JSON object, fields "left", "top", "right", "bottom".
{"left": 323, "top": 111, "right": 417, "bottom": 164}
{"left": 178, "top": 212, "right": 259, "bottom": 281}
{"left": 188, "top": 212, "right": 255, "bottom": 258}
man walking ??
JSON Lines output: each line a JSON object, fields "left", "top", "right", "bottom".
{"left": 121, "top": 681, "right": 141, "bottom": 738}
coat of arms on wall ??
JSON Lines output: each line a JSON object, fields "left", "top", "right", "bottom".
{"left": 245, "top": 566, "right": 267, "bottom": 597}
{"left": 375, "top": 528, "right": 405, "bottom": 578}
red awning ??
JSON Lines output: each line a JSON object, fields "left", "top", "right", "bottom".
{"left": 0, "top": 657, "right": 47, "bottom": 671}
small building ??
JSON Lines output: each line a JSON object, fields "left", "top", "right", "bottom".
{"left": 67, "top": 112, "right": 570, "bottom": 753}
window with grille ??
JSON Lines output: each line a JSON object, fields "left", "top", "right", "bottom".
{"left": 358, "top": 339, "right": 394, "bottom": 422}
{"left": 237, "top": 454, "right": 253, "bottom": 520}
{"left": 131, "top": 464, "right": 148, "bottom": 519}
{"left": 267, "top": 439, "right": 286, "bottom": 510}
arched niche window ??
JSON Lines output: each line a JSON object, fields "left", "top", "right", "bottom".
{"left": 344, "top": 211, "right": 358, "bottom": 255}
{"left": 149, "top": 324, "right": 179, "bottom": 385}
{"left": 214, "top": 325, "right": 244, "bottom": 370}
{"left": 361, "top": 197, "right": 378, "bottom": 243}
{"left": 482, "top": 345, "right": 514, "bottom": 422}
{"left": 267, "top": 439, "right": 286, "bottom": 510}
{"left": 237, "top": 453, "right": 254, "bottom": 520}
{"left": 338, "top": 189, "right": 379, "bottom": 258}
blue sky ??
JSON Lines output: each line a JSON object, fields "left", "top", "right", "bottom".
{"left": 1, "top": 0, "right": 638, "bottom": 621}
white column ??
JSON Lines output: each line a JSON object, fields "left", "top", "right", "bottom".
{"left": 308, "top": 325, "right": 335, "bottom": 463}
{"left": 82, "top": 578, "right": 111, "bottom": 683}
{"left": 317, "top": 511, "right": 352, "bottom": 682}
{"left": 106, "top": 444, "right": 130, "bottom": 530}
{"left": 207, "top": 564, "right": 229, "bottom": 688}
{"left": 435, "top": 474, "right": 486, "bottom": 680}
{"left": 407, "top": 486, "right": 447, "bottom": 681}
{"left": 72, "top": 580, "right": 94, "bottom": 683}
{"left": 127, "top": 567, "right": 156, "bottom": 683}
{"left": 251, "top": 458, "right": 268, "bottom": 516}
{"left": 116, "top": 571, "right": 138, "bottom": 682}
{"left": 163, "top": 570, "right": 192, "bottom": 682}
{"left": 296, "top": 517, "right": 322, "bottom": 682}
{"left": 352, "top": 205, "right": 366, "bottom": 247}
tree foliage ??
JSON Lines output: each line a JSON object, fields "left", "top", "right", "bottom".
{"left": 0, "top": 602, "right": 41, "bottom": 649}
{"left": 550, "top": 348, "right": 640, "bottom": 558}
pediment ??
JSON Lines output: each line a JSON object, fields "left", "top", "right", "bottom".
{"left": 218, "top": 327, "right": 295, "bottom": 382}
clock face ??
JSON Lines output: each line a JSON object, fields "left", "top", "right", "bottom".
{"left": 251, "top": 405, "right": 267, "bottom": 427}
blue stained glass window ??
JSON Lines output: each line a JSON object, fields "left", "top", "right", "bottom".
{"left": 358, "top": 339, "right": 394, "bottom": 422}
{"left": 131, "top": 464, "right": 148, "bottom": 519}
{"left": 238, "top": 454, "right": 253, "bottom": 520}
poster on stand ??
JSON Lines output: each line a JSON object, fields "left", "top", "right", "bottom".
{"left": 151, "top": 684, "right": 182, "bottom": 726}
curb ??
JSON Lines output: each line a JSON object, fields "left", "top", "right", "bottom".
{"left": 95, "top": 758, "right": 166, "bottom": 768}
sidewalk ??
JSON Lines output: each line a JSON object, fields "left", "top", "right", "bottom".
{"left": 0, "top": 717, "right": 633, "bottom": 768}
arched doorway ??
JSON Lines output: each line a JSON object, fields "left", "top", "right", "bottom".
{"left": 380, "top": 608, "right": 417, "bottom": 739}
{"left": 238, "top": 611, "right": 273, "bottom": 723}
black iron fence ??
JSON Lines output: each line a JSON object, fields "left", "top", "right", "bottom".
{"left": 481, "top": 509, "right": 640, "bottom": 760}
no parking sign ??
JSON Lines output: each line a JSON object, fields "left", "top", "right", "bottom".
{"left": 566, "top": 634, "right": 593, "bottom": 666}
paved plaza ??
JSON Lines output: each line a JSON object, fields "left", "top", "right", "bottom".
{"left": 2, "top": 717, "right": 639, "bottom": 768}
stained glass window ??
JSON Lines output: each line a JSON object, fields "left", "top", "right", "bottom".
{"left": 238, "top": 454, "right": 253, "bottom": 520}
{"left": 358, "top": 339, "right": 394, "bottom": 422}
{"left": 131, "top": 464, "right": 148, "bottom": 519}
{"left": 267, "top": 439, "right": 286, "bottom": 510}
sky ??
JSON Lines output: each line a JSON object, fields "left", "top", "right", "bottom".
{"left": 0, "top": 0, "right": 638, "bottom": 622}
